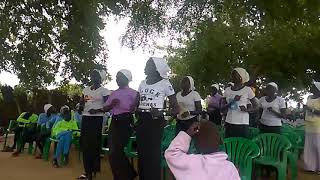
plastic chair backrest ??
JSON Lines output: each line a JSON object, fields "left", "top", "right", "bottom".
{"left": 253, "top": 133, "right": 291, "bottom": 161}
{"left": 161, "top": 125, "right": 176, "bottom": 151}
{"left": 223, "top": 137, "right": 260, "bottom": 178}
{"left": 281, "top": 131, "right": 301, "bottom": 149}
{"left": 248, "top": 127, "right": 260, "bottom": 139}
{"left": 7, "top": 120, "right": 16, "bottom": 131}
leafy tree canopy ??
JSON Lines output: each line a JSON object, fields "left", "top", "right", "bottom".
{"left": 0, "top": 0, "right": 115, "bottom": 89}
{"left": 121, "top": 0, "right": 320, "bottom": 97}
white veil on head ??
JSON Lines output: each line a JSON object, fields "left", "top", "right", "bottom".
{"left": 186, "top": 76, "right": 195, "bottom": 91}
{"left": 233, "top": 67, "right": 250, "bottom": 83}
{"left": 150, "top": 57, "right": 170, "bottom": 79}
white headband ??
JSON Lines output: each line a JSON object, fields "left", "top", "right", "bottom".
{"left": 44, "top": 104, "right": 53, "bottom": 114}
{"left": 60, "top": 105, "right": 70, "bottom": 114}
{"left": 211, "top": 84, "right": 219, "bottom": 90}
{"left": 119, "top": 69, "right": 132, "bottom": 82}
{"left": 93, "top": 69, "right": 107, "bottom": 82}
{"left": 233, "top": 68, "right": 250, "bottom": 83}
{"left": 267, "top": 82, "right": 278, "bottom": 90}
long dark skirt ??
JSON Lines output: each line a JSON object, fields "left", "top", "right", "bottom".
{"left": 81, "top": 116, "right": 103, "bottom": 175}
{"left": 209, "top": 109, "right": 222, "bottom": 126}
{"left": 259, "top": 123, "right": 281, "bottom": 134}
{"left": 109, "top": 113, "right": 136, "bottom": 180}
{"left": 225, "top": 122, "right": 249, "bottom": 138}
{"left": 136, "top": 112, "right": 165, "bottom": 180}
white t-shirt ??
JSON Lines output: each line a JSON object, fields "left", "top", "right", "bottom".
{"left": 83, "top": 86, "right": 111, "bottom": 116}
{"left": 176, "top": 91, "right": 202, "bottom": 120}
{"left": 138, "top": 79, "right": 175, "bottom": 109}
{"left": 259, "top": 96, "right": 286, "bottom": 126}
{"left": 224, "top": 86, "right": 255, "bottom": 125}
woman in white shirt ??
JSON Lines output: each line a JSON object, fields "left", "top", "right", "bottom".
{"left": 136, "top": 57, "right": 179, "bottom": 180}
{"left": 259, "top": 82, "right": 286, "bottom": 134}
{"left": 176, "top": 76, "right": 202, "bottom": 135}
{"left": 77, "top": 69, "right": 111, "bottom": 180}
{"left": 222, "top": 68, "right": 258, "bottom": 138}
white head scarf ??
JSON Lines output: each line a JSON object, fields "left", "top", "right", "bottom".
{"left": 151, "top": 57, "right": 170, "bottom": 79}
{"left": 75, "top": 103, "right": 80, "bottom": 111}
{"left": 228, "top": 82, "right": 234, "bottom": 87}
{"left": 267, "top": 82, "right": 278, "bottom": 90}
{"left": 118, "top": 69, "right": 132, "bottom": 82}
{"left": 186, "top": 76, "right": 195, "bottom": 91}
{"left": 93, "top": 69, "right": 107, "bottom": 82}
{"left": 313, "top": 81, "right": 320, "bottom": 91}
{"left": 233, "top": 68, "right": 250, "bottom": 83}
{"left": 60, "top": 105, "right": 70, "bottom": 114}
{"left": 44, "top": 104, "right": 53, "bottom": 114}
{"left": 211, "top": 84, "right": 219, "bottom": 90}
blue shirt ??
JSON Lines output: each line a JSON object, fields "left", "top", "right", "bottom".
{"left": 46, "top": 113, "right": 63, "bottom": 129}
{"left": 74, "top": 112, "right": 82, "bottom": 128}
{"left": 38, "top": 113, "right": 57, "bottom": 126}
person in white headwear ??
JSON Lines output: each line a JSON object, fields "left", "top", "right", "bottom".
{"left": 33, "top": 104, "right": 58, "bottom": 157}
{"left": 207, "top": 83, "right": 223, "bottom": 125}
{"left": 258, "top": 82, "right": 286, "bottom": 134}
{"left": 221, "top": 68, "right": 258, "bottom": 138}
{"left": 103, "top": 69, "right": 138, "bottom": 180}
{"left": 303, "top": 81, "right": 320, "bottom": 174}
{"left": 77, "top": 69, "right": 111, "bottom": 180}
{"left": 175, "top": 76, "right": 202, "bottom": 135}
{"left": 136, "top": 57, "right": 179, "bottom": 180}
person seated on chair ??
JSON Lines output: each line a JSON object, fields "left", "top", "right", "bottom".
{"left": 165, "top": 121, "right": 240, "bottom": 180}
{"left": 74, "top": 103, "right": 83, "bottom": 128}
{"left": 52, "top": 105, "right": 79, "bottom": 168}
{"left": 12, "top": 111, "right": 38, "bottom": 156}
{"left": 35, "top": 104, "right": 57, "bottom": 158}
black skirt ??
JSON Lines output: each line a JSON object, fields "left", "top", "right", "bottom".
{"left": 81, "top": 116, "right": 103, "bottom": 175}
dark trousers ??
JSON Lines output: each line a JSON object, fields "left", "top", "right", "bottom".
{"left": 17, "top": 127, "right": 36, "bottom": 152}
{"left": 36, "top": 130, "right": 51, "bottom": 154}
{"left": 209, "top": 109, "right": 222, "bottom": 126}
{"left": 136, "top": 112, "right": 164, "bottom": 180}
{"left": 109, "top": 113, "right": 136, "bottom": 180}
{"left": 259, "top": 123, "right": 281, "bottom": 134}
{"left": 175, "top": 116, "right": 198, "bottom": 135}
{"left": 225, "top": 122, "right": 249, "bottom": 138}
{"left": 12, "top": 127, "right": 23, "bottom": 149}
{"left": 81, "top": 116, "right": 103, "bottom": 176}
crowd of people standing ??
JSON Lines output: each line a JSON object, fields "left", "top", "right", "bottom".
{"left": 3, "top": 57, "right": 320, "bottom": 179}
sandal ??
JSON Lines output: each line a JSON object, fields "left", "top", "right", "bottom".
{"left": 76, "top": 174, "right": 88, "bottom": 180}
{"left": 52, "top": 159, "right": 59, "bottom": 168}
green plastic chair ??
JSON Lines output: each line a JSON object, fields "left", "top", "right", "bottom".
{"left": 2, "top": 120, "right": 16, "bottom": 150}
{"left": 248, "top": 127, "right": 260, "bottom": 139}
{"left": 253, "top": 133, "right": 291, "bottom": 180}
{"left": 124, "top": 135, "right": 138, "bottom": 165}
{"left": 161, "top": 125, "right": 176, "bottom": 180}
{"left": 281, "top": 131, "right": 301, "bottom": 180}
{"left": 222, "top": 137, "right": 260, "bottom": 180}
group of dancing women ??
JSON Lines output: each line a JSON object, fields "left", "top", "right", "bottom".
{"left": 77, "top": 57, "right": 320, "bottom": 179}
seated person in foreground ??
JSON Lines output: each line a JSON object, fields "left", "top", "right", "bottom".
{"left": 12, "top": 111, "right": 38, "bottom": 156}
{"left": 165, "top": 121, "right": 240, "bottom": 180}
{"left": 51, "top": 106, "right": 79, "bottom": 168}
